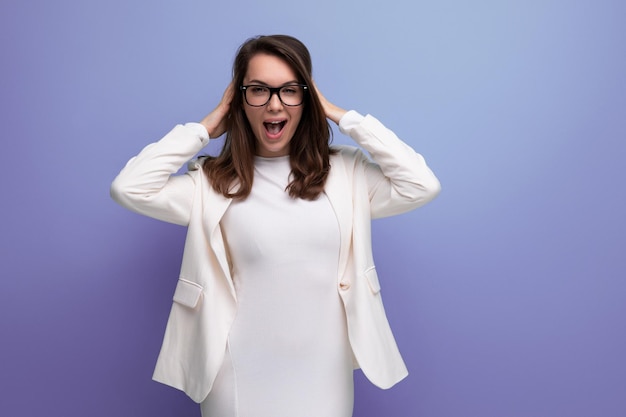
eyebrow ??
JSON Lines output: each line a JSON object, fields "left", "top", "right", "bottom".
{"left": 246, "top": 79, "right": 300, "bottom": 86}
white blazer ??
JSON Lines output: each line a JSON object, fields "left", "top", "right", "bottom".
{"left": 111, "top": 113, "right": 440, "bottom": 403}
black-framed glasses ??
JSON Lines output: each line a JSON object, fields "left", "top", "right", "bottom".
{"left": 240, "top": 84, "right": 308, "bottom": 107}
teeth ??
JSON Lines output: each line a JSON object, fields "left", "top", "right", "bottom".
{"left": 265, "top": 121, "right": 283, "bottom": 135}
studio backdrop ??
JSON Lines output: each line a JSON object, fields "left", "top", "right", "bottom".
{"left": 1, "top": 0, "right": 625, "bottom": 416}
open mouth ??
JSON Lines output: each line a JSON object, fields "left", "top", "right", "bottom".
{"left": 264, "top": 120, "right": 286, "bottom": 136}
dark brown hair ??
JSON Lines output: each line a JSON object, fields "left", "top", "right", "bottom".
{"left": 202, "top": 35, "right": 334, "bottom": 200}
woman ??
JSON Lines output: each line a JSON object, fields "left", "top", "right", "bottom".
{"left": 111, "top": 34, "right": 440, "bottom": 417}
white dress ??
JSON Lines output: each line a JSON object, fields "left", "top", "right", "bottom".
{"left": 200, "top": 155, "right": 354, "bottom": 417}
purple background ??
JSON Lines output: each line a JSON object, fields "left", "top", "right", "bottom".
{"left": 2, "top": 0, "right": 625, "bottom": 416}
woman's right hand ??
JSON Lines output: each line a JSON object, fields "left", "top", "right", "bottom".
{"left": 200, "top": 82, "right": 234, "bottom": 138}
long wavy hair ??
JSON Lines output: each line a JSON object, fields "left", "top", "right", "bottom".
{"left": 202, "top": 35, "right": 334, "bottom": 200}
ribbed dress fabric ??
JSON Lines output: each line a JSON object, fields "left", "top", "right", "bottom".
{"left": 200, "top": 155, "right": 354, "bottom": 417}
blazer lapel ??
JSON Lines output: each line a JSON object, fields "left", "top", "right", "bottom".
{"left": 202, "top": 180, "right": 236, "bottom": 300}
{"left": 325, "top": 152, "right": 353, "bottom": 280}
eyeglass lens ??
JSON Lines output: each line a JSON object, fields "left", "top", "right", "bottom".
{"left": 244, "top": 85, "right": 305, "bottom": 106}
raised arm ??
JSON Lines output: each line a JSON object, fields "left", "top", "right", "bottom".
{"left": 314, "top": 83, "right": 441, "bottom": 218}
{"left": 110, "top": 84, "right": 234, "bottom": 225}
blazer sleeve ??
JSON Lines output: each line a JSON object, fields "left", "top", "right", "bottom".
{"left": 110, "top": 124, "right": 209, "bottom": 226}
{"left": 341, "top": 113, "right": 441, "bottom": 219}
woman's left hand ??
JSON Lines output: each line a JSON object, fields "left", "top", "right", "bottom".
{"left": 314, "top": 82, "right": 347, "bottom": 125}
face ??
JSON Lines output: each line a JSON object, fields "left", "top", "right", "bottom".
{"left": 242, "top": 53, "right": 304, "bottom": 157}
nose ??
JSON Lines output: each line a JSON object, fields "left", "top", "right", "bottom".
{"left": 266, "top": 90, "right": 284, "bottom": 111}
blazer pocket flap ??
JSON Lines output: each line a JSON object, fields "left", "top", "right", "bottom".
{"left": 172, "top": 279, "right": 203, "bottom": 308}
{"left": 364, "top": 266, "right": 381, "bottom": 294}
